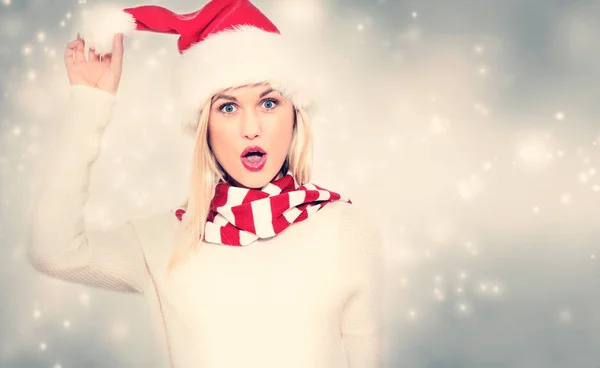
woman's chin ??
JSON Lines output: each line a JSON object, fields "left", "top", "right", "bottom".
{"left": 227, "top": 167, "right": 281, "bottom": 189}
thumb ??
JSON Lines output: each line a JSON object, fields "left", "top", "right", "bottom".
{"left": 110, "top": 33, "right": 124, "bottom": 75}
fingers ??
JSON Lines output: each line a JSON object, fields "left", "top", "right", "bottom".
{"left": 101, "top": 53, "right": 112, "bottom": 67}
{"left": 88, "top": 47, "right": 99, "bottom": 62}
{"left": 64, "top": 38, "right": 79, "bottom": 68}
{"left": 74, "top": 36, "right": 86, "bottom": 63}
{"left": 109, "top": 33, "right": 124, "bottom": 75}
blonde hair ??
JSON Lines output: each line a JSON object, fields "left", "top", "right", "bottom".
{"left": 165, "top": 96, "right": 313, "bottom": 273}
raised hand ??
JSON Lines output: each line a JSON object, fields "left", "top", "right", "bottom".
{"left": 64, "top": 33, "right": 124, "bottom": 95}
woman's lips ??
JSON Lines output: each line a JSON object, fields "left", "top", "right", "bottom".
{"left": 240, "top": 146, "right": 267, "bottom": 172}
{"left": 241, "top": 153, "right": 267, "bottom": 171}
{"left": 241, "top": 145, "right": 266, "bottom": 156}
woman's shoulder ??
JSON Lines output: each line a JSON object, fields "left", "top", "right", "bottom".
{"left": 315, "top": 200, "right": 381, "bottom": 246}
{"left": 126, "top": 211, "right": 180, "bottom": 258}
{"left": 128, "top": 211, "right": 180, "bottom": 233}
{"left": 321, "top": 200, "right": 378, "bottom": 231}
{"left": 325, "top": 201, "right": 382, "bottom": 256}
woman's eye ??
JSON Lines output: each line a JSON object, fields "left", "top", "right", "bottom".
{"left": 262, "top": 99, "right": 277, "bottom": 109}
{"left": 220, "top": 103, "right": 237, "bottom": 114}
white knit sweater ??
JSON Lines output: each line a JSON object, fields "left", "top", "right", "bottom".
{"left": 27, "top": 85, "right": 383, "bottom": 368}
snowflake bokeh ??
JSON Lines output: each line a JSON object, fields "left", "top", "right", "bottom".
{"left": 1, "top": 0, "right": 600, "bottom": 367}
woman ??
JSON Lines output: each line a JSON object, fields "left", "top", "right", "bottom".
{"left": 27, "top": 1, "right": 383, "bottom": 367}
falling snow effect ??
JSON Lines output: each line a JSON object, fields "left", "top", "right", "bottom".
{"left": 1, "top": 0, "right": 600, "bottom": 367}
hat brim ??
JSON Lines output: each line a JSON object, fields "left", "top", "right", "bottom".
{"left": 169, "top": 26, "right": 315, "bottom": 137}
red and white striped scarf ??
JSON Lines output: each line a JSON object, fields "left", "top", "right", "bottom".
{"left": 173, "top": 172, "right": 351, "bottom": 246}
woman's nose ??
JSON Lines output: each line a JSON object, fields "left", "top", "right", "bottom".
{"left": 241, "top": 111, "right": 261, "bottom": 139}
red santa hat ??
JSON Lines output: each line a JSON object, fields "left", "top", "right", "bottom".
{"left": 76, "top": 0, "right": 314, "bottom": 136}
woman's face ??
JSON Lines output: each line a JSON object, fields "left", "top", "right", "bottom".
{"left": 208, "top": 83, "right": 295, "bottom": 189}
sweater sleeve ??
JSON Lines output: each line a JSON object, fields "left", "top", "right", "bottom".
{"left": 27, "top": 85, "right": 148, "bottom": 293}
{"left": 338, "top": 204, "right": 384, "bottom": 368}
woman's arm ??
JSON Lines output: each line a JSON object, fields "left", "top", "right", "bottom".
{"left": 339, "top": 204, "right": 384, "bottom": 368}
{"left": 27, "top": 85, "right": 148, "bottom": 293}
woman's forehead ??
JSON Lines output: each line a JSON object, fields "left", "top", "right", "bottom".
{"left": 212, "top": 83, "right": 287, "bottom": 101}
{"left": 222, "top": 83, "right": 278, "bottom": 95}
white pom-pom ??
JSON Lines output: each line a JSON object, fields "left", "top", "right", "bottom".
{"left": 77, "top": 5, "right": 136, "bottom": 56}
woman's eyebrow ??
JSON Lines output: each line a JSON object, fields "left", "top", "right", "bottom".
{"left": 259, "top": 88, "right": 275, "bottom": 97}
{"left": 213, "top": 94, "right": 237, "bottom": 102}
{"left": 213, "top": 88, "right": 277, "bottom": 103}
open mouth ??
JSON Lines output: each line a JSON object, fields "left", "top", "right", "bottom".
{"left": 240, "top": 146, "right": 267, "bottom": 171}
{"left": 242, "top": 151, "right": 264, "bottom": 163}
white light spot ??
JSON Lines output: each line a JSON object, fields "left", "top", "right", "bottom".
{"left": 111, "top": 321, "right": 130, "bottom": 340}
{"left": 430, "top": 114, "right": 450, "bottom": 134}
{"left": 517, "top": 135, "right": 554, "bottom": 169}
{"left": 22, "top": 45, "right": 33, "bottom": 56}
{"left": 456, "top": 302, "right": 472, "bottom": 316}
{"left": 146, "top": 57, "right": 158, "bottom": 67}
{"left": 411, "top": 11, "right": 418, "bottom": 18}
{"left": 79, "top": 292, "right": 90, "bottom": 307}
{"left": 555, "top": 111, "right": 565, "bottom": 120}
{"left": 560, "top": 193, "right": 572, "bottom": 205}
{"left": 39, "top": 342, "right": 47, "bottom": 351}
{"left": 388, "top": 135, "right": 399, "bottom": 151}
{"left": 474, "top": 103, "right": 490, "bottom": 116}
{"left": 558, "top": 309, "right": 572, "bottom": 323}
{"left": 458, "top": 174, "right": 483, "bottom": 200}
{"left": 36, "top": 31, "right": 45, "bottom": 42}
